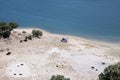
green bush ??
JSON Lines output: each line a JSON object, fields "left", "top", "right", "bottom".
{"left": 23, "top": 35, "right": 32, "bottom": 42}
{"left": 3, "top": 30, "right": 11, "bottom": 38}
{"left": 50, "top": 75, "right": 70, "bottom": 80}
{"left": 25, "top": 35, "right": 32, "bottom": 40}
{"left": 27, "top": 35, "right": 32, "bottom": 40}
{"left": 32, "top": 30, "right": 43, "bottom": 37}
{"left": 0, "top": 21, "right": 18, "bottom": 38}
{"left": 99, "top": 62, "right": 120, "bottom": 80}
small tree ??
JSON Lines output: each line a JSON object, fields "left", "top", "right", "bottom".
{"left": 0, "top": 21, "right": 18, "bottom": 38}
{"left": 50, "top": 75, "right": 70, "bottom": 80}
{"left": 32, "top": 30, "right": 43, "bottom": 37}
{"left": 99, "top": 62, "right": 120, "bottom": 80}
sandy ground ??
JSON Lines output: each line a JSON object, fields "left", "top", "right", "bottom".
{"left": 0, "top": 28, "right": 120, "bottom": 80}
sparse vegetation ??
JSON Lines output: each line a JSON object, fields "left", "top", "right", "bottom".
{"left": 99, "top": 62, "right": 120, "bottom": 80}
{"left": 50, "top": 75, "right": 70, "bottom": 80}
{"left": 0, "top": 21, "right": 18, "bottom": 38}
{"left": 20, "top": 30, "right": 43, "bottom": 43}
{"left": 22, "top": 35, "right": 32, "bottom": 42}
{"left": 32, "top": 30, "right": 43, "bottom": 38}
{"left": 25, "top": 35, "right": 32, "bottom": 40}
{"left": 18, "top": 29, "right": 43, "bottom": 43}
{"left": 27, "top": 35, "right": 32, "bottom": 40}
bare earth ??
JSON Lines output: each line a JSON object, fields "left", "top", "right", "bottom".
{"left": 0, "top": 28, "right": 120, "bottom": 80}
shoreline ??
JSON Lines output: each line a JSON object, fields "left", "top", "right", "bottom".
{"left": 19, "top": 26, "right": 120, "bottom": 44}
{"left": 0, "top": 27, "right": 120, "bottom": 80}
{"left": 15, "top": 27, "right": 120, "bottom": 46}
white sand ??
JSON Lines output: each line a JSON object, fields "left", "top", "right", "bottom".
{"left": 6, "top": 62, "right": 31, "bottom": 77}
{"left": 0, "top": 28, "right": 120, "bottom": 80}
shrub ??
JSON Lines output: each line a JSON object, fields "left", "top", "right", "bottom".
{"left": 32, "top": 30, "right": 43, "bottom": 37}
{"left": 27, "top": 35, "right": 32, "bottom": 40}
{"left": 23, "top": 35, "right": 32, "bottom": 42}
{"left": 3, "top": 30, "right": 11, "bottom": 38}
{"left": 99, "top": 62, "right": 120, "bottom": 80}
{"left": 50, "top": 75, "right": 70, "bottom": 80}
{"left": 0, "top": 21, "right": 18, "bottom": 38}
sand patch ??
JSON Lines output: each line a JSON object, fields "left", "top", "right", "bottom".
{"left": 5, "top": 62, "right": 31, "bottom": 78}
{"left": 70, "top": 55, "right": 117, "bottom": 74}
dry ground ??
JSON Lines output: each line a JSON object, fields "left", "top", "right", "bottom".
{"left": 0, "top": 28, "right": 120, "bottom": 80}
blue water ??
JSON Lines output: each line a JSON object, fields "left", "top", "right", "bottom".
{"left": 0, "top": 0, "right": 120, "bottom": 42}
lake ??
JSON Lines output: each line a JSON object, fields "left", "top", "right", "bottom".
{"left": 0, "top": 0, "right": 120, "bottom": 42}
